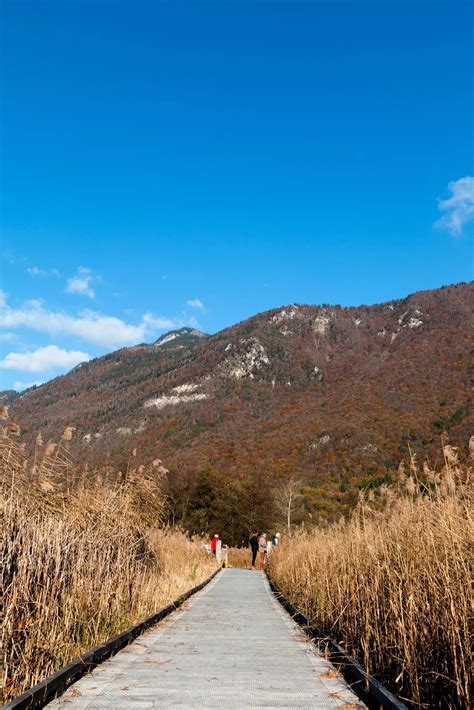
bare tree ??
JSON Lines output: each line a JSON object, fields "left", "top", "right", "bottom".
{"left": 274, "top": 476, "right": 305, "bottom": 532}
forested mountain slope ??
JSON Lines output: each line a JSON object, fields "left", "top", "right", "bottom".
{"left": 10, "top": 282, "right": 473, "bottom": 524}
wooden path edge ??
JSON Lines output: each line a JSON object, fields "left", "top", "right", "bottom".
{"left": 265, "top": 570, "right": 409, "bottom": 710}
{"left": 3, "top": 567, "right": 222, "bottom": 710}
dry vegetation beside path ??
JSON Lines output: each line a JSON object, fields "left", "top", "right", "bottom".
{"left": 227, "top": 546, "right": 252, "bottom": 568}
{"left": 0, "top": 413, "right": 215, "bottom": 703}
{"left": 269, "top": 442, "right": 473, "bottom": 708}
{"left": 1, "top": 402, "right": 472, "bottom": 708}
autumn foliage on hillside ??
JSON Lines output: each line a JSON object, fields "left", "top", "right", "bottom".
{"left": 5, "top": 282, "right": 473, "bottom": 527}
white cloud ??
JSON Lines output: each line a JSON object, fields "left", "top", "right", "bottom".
{"left": 187, "top": 298, "right": 205, "bottom": 311}
{"left": 435, "top": 176, "right": 474, "bottom": 236}
{"left": 0, "top": 345, "right": 90, "bottom": 373}
{"left": 13, "top": 380, "right": 44, "bottom": 392}
{"left": 142, "top": 313, "right": 184, "bottom": 330}
{"left": 0, "top": 292, "right": 189, "bottom": 348}
{"left": 27, "top": 266, "right": 60, "bottom": 278}
{"left": 66, "top": 267, "right": 96, "bottom": 299}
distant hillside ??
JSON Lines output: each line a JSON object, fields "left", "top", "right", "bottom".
{"left": 10, "top": 282, "right": 473, "bottom": 520}
{"left": 0, "top": 390, "right": 18, "bottom": 404}
{"left": 153, "top": 327, "right": 207, "bottom": 349}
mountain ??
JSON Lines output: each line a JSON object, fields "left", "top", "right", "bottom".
{"left": 0, "top": 390, "right": 18, "bottom": 404}
{"left": 9, "top": 283, "right": 473, "bottom": 520}
{"left": 153, "top": 327, "right": 207, "bottom": 349}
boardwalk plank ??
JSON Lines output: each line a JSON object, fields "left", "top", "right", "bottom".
{"left": 47, "top": 569, "right": 365, "bottom": 709}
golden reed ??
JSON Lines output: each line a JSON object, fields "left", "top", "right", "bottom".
{"left": 269, "top": 441, "right": 473, "bottom": 709}
{"left": 0, "top": 411, "right": 215, "bottom": 702}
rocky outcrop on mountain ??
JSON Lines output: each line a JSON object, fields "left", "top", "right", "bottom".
{"left": 153, "top": 327, "right": 207, "bottom": 349}
{"left": 10, "top": 282, "right": 473, "bottom": 516}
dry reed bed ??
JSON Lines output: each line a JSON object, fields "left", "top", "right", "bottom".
{"left": 227, "top": 546, "right": 252, "bottom": 568}
{"left": 269, "top": 443, "right": 473, "bottom": 709}
{"left": 0, "top": 414, "right": 215, "bottom": 703}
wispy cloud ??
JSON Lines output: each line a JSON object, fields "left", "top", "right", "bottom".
{"left": 142, "top": 313, "right": 185, "bottom": 330}
{"left": 187, "top": 298, "right": 205, "bottom": 311}
{"left": 0, "top": 345, "right": 90, "bottom": 373}
{"left": 0, "top": 292, "right": 190, "bottom": 348}
{"left": 27, "top": 266, "right": 60, "bottom": 278}
{"left": 435, "top": 176, "right": 474, "bottom": 236}
{"left": 0, "top": 332, "right": 17, "bottom": 342}
{"left": 66, "top": 267, "right": 96, "bottom": 299}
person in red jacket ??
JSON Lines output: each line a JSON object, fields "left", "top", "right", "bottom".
{"left": 211, "top": 534, "right": 219, "bottom": 555}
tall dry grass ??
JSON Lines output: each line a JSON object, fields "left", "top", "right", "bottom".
{"left": 227, "top": 546, "right": 252, "bottom": 568}
{"left": 0, "top": 411, "right": 215, "bottom": 703}
{"left": 269, "top": 442, "right": 473, "bottom": 709}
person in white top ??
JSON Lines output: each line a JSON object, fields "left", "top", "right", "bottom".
{"left": 258, "top": 533, "right": 267, "bottom": 569}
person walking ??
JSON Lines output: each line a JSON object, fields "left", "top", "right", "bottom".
{"left": 258, "top": 533, "right": 267, "bottom": 569}
{"left": 249, "top": 531, "right": 259, "bottom": 568}
{"left": 211, "top": 534, "right": 219, "bottom": 556}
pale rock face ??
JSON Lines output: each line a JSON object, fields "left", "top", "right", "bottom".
{"left": 115, "top": 421, "right": 146, "bottom": 436}
{"left": 309, "top": 434, "right": 330, "bottom": 450}
{"left": 188, "top": 329, "right": 206, "bottom": 338}
{"left": 390, "top": 332, "right": 398, "bottom": 343}
{"left": 354, "top": 318, "right": 362, "bottom": 326}
{"left": 145, "top": 381, "right": 209, "bottom": 410}
{"left": 398, "top": 309, "right": 424, "bottom": 329}
{"left": 225, "top": 343, "right": 233, "bottom": 352}
{"left": 83, "top": 432, "right": 102, "bottom": 443}
{"left": 172, "top": 383, "right": 200, "bottom": 394}
{"left": 407, "top": 314, "right": 423, "bottom": 329}
{"left": 270, "top": 306, "right": 300, "bottom": 324}
{"left": 144, "top": 392, "right": 209, "bottom": 410}
{"left": 279, "top": 326, "right": 293, "bottom": 336}
{"left": 155, "top": 332, "right": 179, "bottom": 347}
{"left": 222, "top": 337, "right": 270, "bottom": 380}
{"left": 313, "top": 314, "right": 331, "bottom": 335}
{"left": 377, "top": 329, "right": 386, "bottom": 337}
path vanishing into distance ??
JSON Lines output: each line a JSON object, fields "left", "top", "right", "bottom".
{"left": 48, "top": 569, "right": 365, "bottom": 709}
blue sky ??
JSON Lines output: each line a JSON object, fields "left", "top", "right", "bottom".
{"left": 1, "top": 0, "right": 472, "bottom": 391}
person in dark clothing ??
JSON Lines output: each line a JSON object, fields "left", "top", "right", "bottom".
{"left": 249, "top": 532, "right": 259, "bottom": 568}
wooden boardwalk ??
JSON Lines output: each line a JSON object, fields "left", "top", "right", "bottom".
{"left": 48, "top": 569, "right": 365, "bottom": 709}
